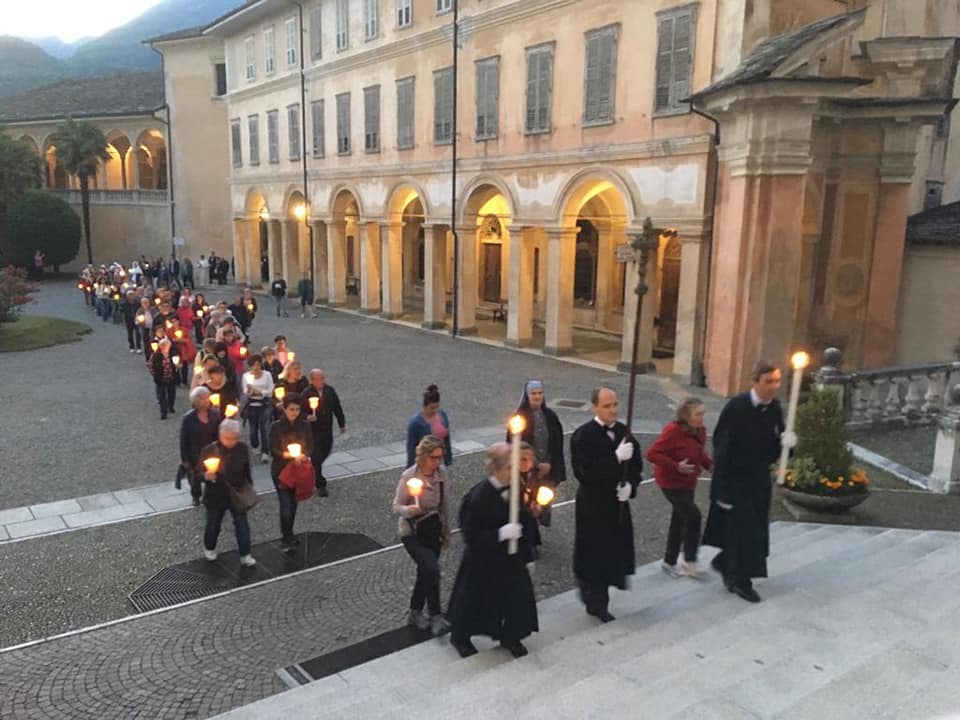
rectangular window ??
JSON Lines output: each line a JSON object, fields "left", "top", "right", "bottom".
{"left": 309, "top": 5, "right": 322, "bottom": 60}
{"left": 214, "top": 63, "right": 227, "bottom": 96}
{"left": 267, "top": 110, "right": 279, "bottom": 163}
{"left": 336, "top": 93, "right": 351, "bottom": 154}
{"left": 396, "top": 76, "right": 415, "bottom": 150}
{"left": 525, "top": 43, "right": 554, "bottom": 134}
{"left": 244, "top": 36, "right": 256, "bottom": 81}
{"left": 263, "top": 26, "right": 276, "bottom": 75}
{"left": 397, "top": 0, "right": 412, "bottom": 27}
{"left": 336, "top": 0, "right": 349, "bottom": 51}
{"left": 654, "top": 5, "right": 697, "bottom": 115}
{"left": 230, "top": 119, "right": 242, "bottom": 167}
{"left": 475, "top": 57, "right": 499, "bottom": 141}
{"left": 364, "top": 85, "right": 380, "bottom": 153}
{"left": 311, "top": 99, "right": 325, "bottom": 158}
{"left": 285, "top": 18, "right": 298, "bottom": 67}
{"left": 364, "top": 0, "right": 378, "bottom": 40}
{"left": 248, "top": 115, "right": 260, "bottom": 165}
{"left": 583, "top": 25, "right": 619, "bottom": 125}
{"left": 436, "top": 0, "right": 452, "bottom": 13}
{"left": 434, "top": 67, "right": 454, "bottom": 145}
{"left": 287, "top": 104, "right": 301, "bottom": 160}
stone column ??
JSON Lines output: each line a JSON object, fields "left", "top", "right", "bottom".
{"left": 423, "top": 225, "right": 447, "bottom": 329}
{"left": 267, "top": 221, "right": 282, "bottom": 283}
{"left": 244, "top": 219, "right": 260, "bottom": 287}
{"left": 544, "top": 226, "right": 576, "bottom": 356}
{"left": 327, "top": 220, "right": 347, "bottom": 306}
{"left": 618, "top": 244, "right": 656, "bottom": 373}
{"left": 381, "top": 221, "right": 404, "bottom": 319}
{"left": 672, "top": 231, "right": 709, "bottom": 382}
{"left": 359, "top": 222, "right": 381, "bottom": 314}
{"left": 232, "top": 218, "right": 248, "bottom": 285}
{"left": 313, "top": 221, "right": 328, "bottom": 301}
{"left": 455, "top": 225, "right": 478, "bottom": 336}
{"left": 506, "top": 226, "right": 534, "bottom": 347}
{"left": 931, "top": 387, "right": 960, "bottom": 494}
{"left": 281, "top": 221, "right": 301, "bottom": 291}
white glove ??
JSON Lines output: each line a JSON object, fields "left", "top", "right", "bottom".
{"left": 526, "top": 561, "right": 536, "bottom": 574}
{"left": 616, "top": 482, "right": 632, "bottom": 502}
{"left": 498, "top": 523, "right": 523, "bottom": 542}
{"left": 716, "top": 501, "right": 733, "bottom": 511}
{"left": 615, "top": 439, "right": 634, "bottom": 463}
{"left": 781, "top": 431, "right": 798, "bottom": 449}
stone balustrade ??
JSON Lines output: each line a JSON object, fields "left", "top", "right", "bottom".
{"left": 814, "top": 347, "right": 960, "bottom": 428}
{"left": 48, "top": 189, "right": 169, "bottom": 206}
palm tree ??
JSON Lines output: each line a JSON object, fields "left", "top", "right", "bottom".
{"left": 0, "top": 133, "right": 43, "bottom": 232}
{"left": 50, "top": 118, "right": 109, "bottom": 265}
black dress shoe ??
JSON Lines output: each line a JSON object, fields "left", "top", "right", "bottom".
{"left": 587, "top": 608, "right": 616, "bottom": 623}
{"left": 729, "top": 584, "right": 762, "bottom": 603}
{"left": 450, "top": 636, "right": 478, "bottom": 658}
{"left": 316, "top": 486, "right": 329, "bottom": 497}
{"left": 710, "top": 554, "right": 725, "bottom": 574}
{"left": 192, "top": 497, "right": 200, "bottom": 507}
{"left": 501, "top": 641, "right": 528, "bottom": 658}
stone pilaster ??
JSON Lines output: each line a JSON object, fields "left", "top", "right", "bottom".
{"left": 506, "top": 226, "right": 534, "bottom": 348}
{"left": 381, "top": 222, "right": 404, "bottom": 319}
{"left": 543, "top": 226, "right": 576, "bottom": 356}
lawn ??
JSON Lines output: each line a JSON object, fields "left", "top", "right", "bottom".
{"left": 0, "top": 315, "right": 91, "bottom": 352}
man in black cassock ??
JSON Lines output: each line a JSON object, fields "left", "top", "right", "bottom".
{"left": 570, "top": 387, "right": 644, "bottom": 622}
{"left": 702, "top": 361, "right": 796, "bottom": 603}
{"left": 447, "top": 443, "right": 539, "bottom": 659}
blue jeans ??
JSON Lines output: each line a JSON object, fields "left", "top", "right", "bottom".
{"left": 273, "top": 481, "right": 298, "bottom": 544}
{"left": 274, "top": 295, "right": 286, "bottom": 316}
{"left": 204, "top": 504, "right": 251, "bottom": 556}
{"left": 247, "top": 404, "right": 270, "bottom": 450}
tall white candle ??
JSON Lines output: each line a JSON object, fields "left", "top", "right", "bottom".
{"left": 777, "top": 351, "right": 810, "bottom": 486}
{"left": 507, "top": 414, "right": 525, "bottom": 555}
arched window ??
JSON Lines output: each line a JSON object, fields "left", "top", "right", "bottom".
{"left": 574, "top": 219, "right": 599, "bottom": 305}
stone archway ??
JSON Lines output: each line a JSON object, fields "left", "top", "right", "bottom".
{"left": 383, "top": 182, "right": 432, "bottom": 320}
{"left": 105, "top": 130, "right": 133, "bottom": 190}
{"left": 43, "top": 143, "right": 68, "bottom": 189}
{"left": 236, "top": 190, "right": 270, "bottom": 288}
{"left": 282, "top": 190, "right": 308, "bottom": 291}
{"left": 135, "top": 130, "right": 167, "bottom": 190}
{"left": 327, "top": 188, "right": 363, "bottom": 307}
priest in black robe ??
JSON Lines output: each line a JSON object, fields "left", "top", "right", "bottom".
{"left": 570, "top": 387, "right": 644, "bottom": 622}
{"left": 447, "top": 443, "right": 539, "bottom": 659}
{"left": 702, "top": 361, "right": 794, "bottom": 603}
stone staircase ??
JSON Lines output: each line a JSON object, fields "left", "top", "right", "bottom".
{"left": 213, "top": 522, "right": 960, "bottom": 720}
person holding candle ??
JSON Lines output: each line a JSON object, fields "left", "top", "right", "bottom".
{"left": 406, "top": 385, "right": 452, "bottom": 469}
{"left": 269, "top": 394, "right": 313, "bottom": 550}
{"left": 228, "top": 293, "right": 252, "bottom": 337}
{"left": 304, "top": 368, "right": 346, "bottom": 497}
{"left": 447, "top": 443, "right": 539, "bottom": 659}
{"left": 180, "top": 387, "right": 222, "bottom": 506}
{"left": 149, "top": 338, "right": 180, "bottom": 420}
{"left": 570, "top": 387, "right": 644, "bottom": 623}
{"left": 242, "top": 287, "right": 258, "bottom": 324}
{"left": 275, "top": 361, "right": 309, "bottom": 418}
{"left": 260, "top": 346, "right": 284, "bottom": 383}
{"left": 242, "top": 354, "right": 275, "bottom": 463}
{"left": 176, "top": 296, "right": 196, "bottom": 339}
{"left": 203, "top": 365, "right": 240, "bottom": 409}
{"left": 191, "top": 293, "right": 208, "bottom": 344}
{"left": 220, "top": 325, "right": 246, "bottom": 378}
{"left": 169, "top": 317, "right": 197, "bottom": 386}
{"left": 507, "top": 380, "right": 566, "bottom": 528}
{"left": 274, "top": 335, "right": 294, "bottom": 367}
{"left": 702, "top": 362, "right": 794, "bottom": 603}
{"left": 200, "top": 419, "right": 257, "bottom": 567}
{"left": 122, "top": 290, "right": 143, "bottom": 354}
{"left": 645, "top": 397, "right": 713, "bottom": 579}
{"left": 192, "top": 349, "right": 219, "bottom": 388}
{"left": 393, "top": 435, "right": 450, "bottom": 635}
{"left": 212, "top": 341, "right": 238, "bottom": 387}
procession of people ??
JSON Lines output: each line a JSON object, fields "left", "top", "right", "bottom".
{"left": 74, "top": 263, "right": 793, "bottom": 660}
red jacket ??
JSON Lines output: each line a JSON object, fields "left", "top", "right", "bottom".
{"left": 645, "top": 422, "right": 713, "bottom": 491}
{"left": 176, "top": 306, "right": 196, "bottom": 332}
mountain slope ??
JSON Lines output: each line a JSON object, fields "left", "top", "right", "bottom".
{"left": 0, "top": 36, "right": 66, "bottom": 99}
{"left": 30, "top": 36, "right": 89, "bottom": 59}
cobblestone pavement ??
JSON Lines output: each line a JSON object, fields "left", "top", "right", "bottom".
{"left": 2, "top": 280, "right": 721, "bottom": 510}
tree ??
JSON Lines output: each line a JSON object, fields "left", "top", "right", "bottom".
{"left": 49, "top": 118, "right": 109, "bottom": 265}
{"left": 4, "top": 191, "right": 81, "bottom": 269}
{"left": 0, "top": 132, "right": 43, "bottom": 237}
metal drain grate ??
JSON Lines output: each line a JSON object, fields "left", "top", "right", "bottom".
{"left": 129, "top": 567, "right": 233, "bottom": 612}
{"left": 553, "top": 399, "right": 590, "bottom": 411}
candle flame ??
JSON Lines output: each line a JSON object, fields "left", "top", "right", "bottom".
{"left": 194, "top": 365, "right": 202, "bottom": 375}
{"left": 174, "top": 330, "right": 183, "bottom": 339}
{"left": 288, "top": 351, "right": 296, "bottom": 362}
{"left": 196, "top": 310, "right": 203, "bottom": 318}
{"left": 172, "top": 356, "right": 181, "bottom": 366}
{"left": 536, "top": 485, "right": 555, "bottom": 506}
{"left": 224, "top": 404, "right": 239, "bottom": 418}
{"left": 202, "top": 457, "right": 221, "bottom": 474}
{"left": 508, "top": 414, "right": 526, "bottom": 435}
{"left": 209, "top": 393, "right": 221, "bottom": 407}
{"left": 406, "top": 477, "right": 424, "bottom": 497}
{"left": 287, "top": 443, "right": 302, "bottom": 458}
{"left": 150, "top": 342, "right": 159, "bottom": 352}
{"left": 240, "top": 346, "right": 248, "bottom": 356}
{"left": 791, "top": 351, "right": 810, "bottom": 370}
{"left": 247, "top": 303, "right": 254, "bottom": 311}
{"left": 274, "top": 387, "right": 286, "bottom": 400}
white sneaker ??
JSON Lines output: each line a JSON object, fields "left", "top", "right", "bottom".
{"left": 679, "top": 559, "right": 705, "bottom": 579}
{"left": 203, "top": 548, "right": 217, "bottom": 561}
{"left": 129, "top": 348, "right": 136, "bottom": 353}
{"left": 429, "top": 614, "right": 450, "bottom": 637}
{"left": 406, "top": 609, "right": 429, "bottom": 631}
{"left": 240, "top": 554, "right": 257, "bottom": 567}
{"left": 260, "top": 452, "right": 270, "bottom": 464}
{"left": 661, "top": 561, "right": 683, "bottom": 578}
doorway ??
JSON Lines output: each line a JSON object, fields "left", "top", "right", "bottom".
{"left": 482, "top": 244, "right": 502, "bottom": 303}
{"left": 656, "top": 236, "right": 681, "bottom": 351}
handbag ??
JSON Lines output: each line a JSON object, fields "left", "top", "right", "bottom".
{"left": 227, "top": 481, "right": 260, "bottom": 513}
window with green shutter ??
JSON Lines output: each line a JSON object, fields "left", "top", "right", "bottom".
{"left": 475, "top": 57, "right": 499, "bottom": 140}
{"left": 364, "top": 85, "right": 380, "bottom": 153}
{"left": 336, "top": 93, "right": 351, "bottom": 154}
{"left": 248, "top": 115, "right": 260, "bottom": 165}
{"left": 654, "top": 5, "right": 697, "bottom": 115}
{"left": 230, "top": 119, "right": 242, "bottom": 167}
{"left": 525, "top": 43, "right": 554, "bottom": 134}
{"left": 309, "top": 5, "right": 322, "bottom": 60}
{"left": 287, "top": 104, "right": 301, "bottom": 160}
{"left": 311, "top": 100, "right": 324, "bottom": 158}
{"left": 583, "top": 25, "right": 618, "bottom": 125}
{"left": 434, "top": 67, "right": 454, "bottom": 145}
{"left": 267, "top": 110, "right": 279, "bottom": 163}
{"left": 397, "top": 77, "right": 415, "bottom": 150}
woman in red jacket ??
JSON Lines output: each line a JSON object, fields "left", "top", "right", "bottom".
{"left": 645, "top": 397, "right": 713, "bottom": 579}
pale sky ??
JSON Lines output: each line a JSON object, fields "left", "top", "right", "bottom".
{"left": 7, "top": 0, "right": 165, "bottom": 42}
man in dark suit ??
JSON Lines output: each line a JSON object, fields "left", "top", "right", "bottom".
{"left": 702, "top": 361, "right": 795, "bottom": 603}
{"left": 570, "top": 387, "right": 644, "bottom": 622}
{"left": 304, "top": 368, "right": 346, "bottom": 497}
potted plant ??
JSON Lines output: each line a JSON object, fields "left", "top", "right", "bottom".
{"left": 781, "top": 385, "right": 870, "bottom": 512}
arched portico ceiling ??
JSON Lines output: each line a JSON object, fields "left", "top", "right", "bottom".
{"left": 459, "top": 175, "right": 517, "bottom": 226}
{"left": 284, "top": 188, "right": 307, "bottom": 220}
{"left": 556, "top": 167, "right": 638, "bottom": 227}
{"left": 386, "top": 179, "right": 432, "bottom": 220}
{"left": 329, "top": 184, "right": 363, "bottom": 220}
{"left": 245, "top": 188, "right": 270, "bottom": 218}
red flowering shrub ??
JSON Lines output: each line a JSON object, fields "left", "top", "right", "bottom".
{"left": 0, "top": 265, "right": 35, "bottom": 325}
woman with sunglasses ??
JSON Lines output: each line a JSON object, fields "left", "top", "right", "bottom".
{"left": 393, "top": 435, "right": 450, "bottom": 636}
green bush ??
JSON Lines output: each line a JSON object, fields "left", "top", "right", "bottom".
{"left": 3, "top": 190, "right": 81, "bottom": 268}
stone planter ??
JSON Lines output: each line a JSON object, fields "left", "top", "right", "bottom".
{"left": 780, "top": 487, "right": 869, "bottom": 513}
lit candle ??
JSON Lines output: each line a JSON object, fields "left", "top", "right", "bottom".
{"left": 308, "top": 396, "right": 319, "bottom": 411}
{"left": 154, "top": 297, "right": 161, "bottom": 305}
{"left": 287, "top": 443, "right": 302, "bottom": 459}
{"left": 288, "top": 351, "right": 296, "bottom": 362}
{"left": 536, "top": 485, "right": 555, "bottom": 506}
{"left": 174, "top": 329, "right": 183, "bottom": 339}
{"left": 406, "top": 477, "right": 424, "bottom": 508}
{"left": 777, "top": 351, "right": 810, "bottom": 486}
{"left": 274, "top": 386, "right": 285, "bottom": 401}
{"left": 77, "top": 283, "right": 84, "bottom": 290}
{"left": 247, "top": 303, "right": 254, "bottom": 312}
{"left": 113, "top": 294, "right": 120, "bottom": 301}
{"left": 196, "top": 309, "right": 203, "bottom": 318}
{"left": 209, "top": 393, "right": 221, "bottom": 407}
{"left": 150, "top": 341, "right": 159, "bottom": 352}
{"left": 172, "top": 355, "right": 181, "bottom": 367}
{"left": 202, "top": 457, "right": 221, "bottom": 474}
{"left": 194, "top": 364, "right": 203, "bottom": 376}
{"left": 202, "top": 305, "right": 209, "bottom": 312}
{"left": 224, "top": 404, "right": 239, "bottom": 418}
{"left": 239, "top": 346, "right": 248, "bottom": 357}
{"left": 165, "top": 321, "right": 172, "bottom": 329}
{"left": 136, "top": 314, "right": 145, "bottom": 325}
{"left": 507, "top": 414, "right": 526, "bottom": 555}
